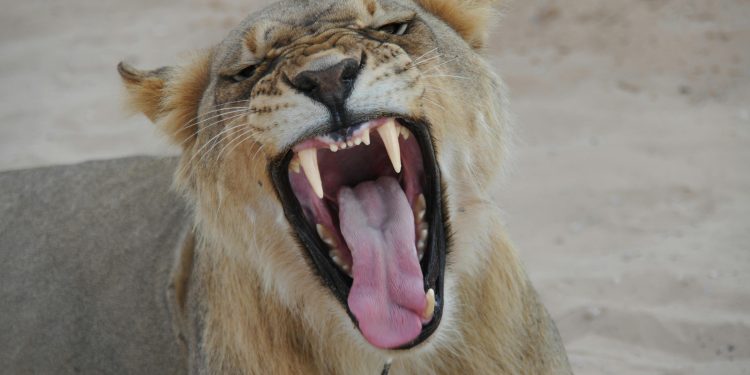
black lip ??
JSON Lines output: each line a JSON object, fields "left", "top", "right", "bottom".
{"left": 268, "top": 116, "right": 447, "bottom": 350}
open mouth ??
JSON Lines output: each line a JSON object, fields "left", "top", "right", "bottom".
{"left": 270, "top": 117, "right": 446, "bottom": 350}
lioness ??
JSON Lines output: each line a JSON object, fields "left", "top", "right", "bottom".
{"left": 2, "top": 0, "right": 571, "bottom": 373}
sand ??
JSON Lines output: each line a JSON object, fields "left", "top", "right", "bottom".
{"left": 1, "top": 0, "right": 748, "bottom": 373}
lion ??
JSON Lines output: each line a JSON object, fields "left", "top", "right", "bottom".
{"left": 1, "top": 0, "right": 571, "bottom": 373}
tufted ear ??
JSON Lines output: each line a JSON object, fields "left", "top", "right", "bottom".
{"left": 117, "top": 62, "right": 174, "bottom": 123}
{"left": 414, "top": 0, "right": 499, "bottom": 49}
{"left": 117, "top": 51, "right": 212, "bottom": 146}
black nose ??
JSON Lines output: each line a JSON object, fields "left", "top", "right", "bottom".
{"left": 290, "top": 58, "right": 360, "bottom": 110}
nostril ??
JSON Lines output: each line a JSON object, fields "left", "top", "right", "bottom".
{"left": 341, "top": 60, "right": 359, "bottom": 82}
{"left": 292, "top": 73, "right": 318, "bottom": 93}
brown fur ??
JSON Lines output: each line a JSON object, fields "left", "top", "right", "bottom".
{"left": 414, "top": 0, "right": 499, "bottom": 49}
{"left": 119, "top": 0, "right": 571, "bottom": 373}
{"left": 120, "top": 50, "right": 213, "bottom": 146}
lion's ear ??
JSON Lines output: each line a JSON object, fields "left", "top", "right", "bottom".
{"left": 117, "top": 52, "right": 211, "bottom": 146}
{"left": 117, "top": 62, "right": 173, "bottom": 123}
{"left": 414, "top": 0, "right": 499, "bottom": 49}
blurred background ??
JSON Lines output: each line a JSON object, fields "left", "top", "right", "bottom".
{"left": 1, "top": 0, "right": 748, "bottom": 373}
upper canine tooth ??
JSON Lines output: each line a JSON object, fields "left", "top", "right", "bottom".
{"left": 362, "top": 131, "right": 371, "bottom": 145}
{"left": 377, "top": 119, "right": 402, "bottom": 173}
{"left": 299, "top": 148, "right": 324, "bottom": 199}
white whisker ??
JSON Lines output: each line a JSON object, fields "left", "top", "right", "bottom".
{"left": 217, "top": 126, "right": 258, "bottom": 160}
{"left": 413, "top": 47, "right": 439, "bottom": 63}
{"left": 178, "top": 113, "right": 250, "bottom": 177}
{"left": 177, "top": 108, "right": 250, "bottom": 146}
{"left": 424, "top": 74, "right": 470, "bottom": 80}
{"left": 197, "top": 116, "right": 252, "bottom": 164}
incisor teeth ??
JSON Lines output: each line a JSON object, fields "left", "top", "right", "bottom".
{"left": 362, "top": 131, "right": 371, "bottom": 145}
{"left": 423, "top": 289, "right": 435, "bottom": 323}
{"left": 377, "top": 119, "right": 402, "bottom": 173}
{"left": 299, "top": 148, "right": 324, "bottom": 199}
{"left": 330, "top": 144, "right": 339, "bottom": 152}
{"left": 354, "top": 137, "right": 362, "bottom": 146}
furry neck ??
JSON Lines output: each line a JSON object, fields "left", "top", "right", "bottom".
{"left": 193, "top": 219, "right": 552, "bottom": 374}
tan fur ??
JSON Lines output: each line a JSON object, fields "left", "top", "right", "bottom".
{"left": 414, "top": 0, "right": 499, "bottom": 49}
{"left": 119, "top": 0, "right": 571, "bottom": 373}
{"left": 118, "top": 62, "right": 169, "bottom": 122}
{"left": 120, "top": 51, "right": 213, "bottom": 146}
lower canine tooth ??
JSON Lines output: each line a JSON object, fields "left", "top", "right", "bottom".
{"left": 422, "top": 289, "right": 435, "bottom": 323}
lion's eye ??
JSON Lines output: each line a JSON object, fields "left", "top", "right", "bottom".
{"left": 378, "top": 22, "right": 409, "bottom": 36}
{"left": 231, "top": 65, "right": 257, "bottom": 83}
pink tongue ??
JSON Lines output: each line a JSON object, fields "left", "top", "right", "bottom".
{"left": 338, "top": 176, "right": 426, "bottom": 349}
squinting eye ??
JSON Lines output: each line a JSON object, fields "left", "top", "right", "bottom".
{"left": 232, "top": 65, "right": 257, "bottom": 83}
{"left": 378, "top": 22, "right": 409, "bottom": 36}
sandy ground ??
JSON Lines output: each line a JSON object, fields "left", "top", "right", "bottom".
{"left": 1, "top": 0, "right": 749, "bottom": 374}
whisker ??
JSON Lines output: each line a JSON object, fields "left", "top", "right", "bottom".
{"left": 420, "top": 56, "right": 460, "bottom": 74}
{"left": 223, "top": 127, "right": 264, "bottom": 161}
{"left": 181, "top": 105, "right": 249, "bottom": 130}
{"left": 422, "top": 97, "right": 446, "bottom": 112}
{"left": 177, "top": 108, "right": 251, "bottom": 147}
{"left": 424, "top": 74, "right": 470, "bottom": 80}
{"left": 177, "top": 107, "right": 248, "bottom": 137}
{"left": 217, "top": 125, "right": 258, "bottom": 160}
{"left": 413, "top": 47, "right": 439, "bottom": 63}
{"left": 178, "top": 113, "right": 249, "bottom": 176}
{"left": 196, "top": 116, "right": 252, "bottom": 164}
{"left": 413, "top": 54, "right": 442, "bottom": 68}
{"left": 178, "top": 99, "right": 251, "bottom": 132}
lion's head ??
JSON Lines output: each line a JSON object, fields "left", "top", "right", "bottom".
{"left": 119, "top": 0, "right": 507, "bottom": 354}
